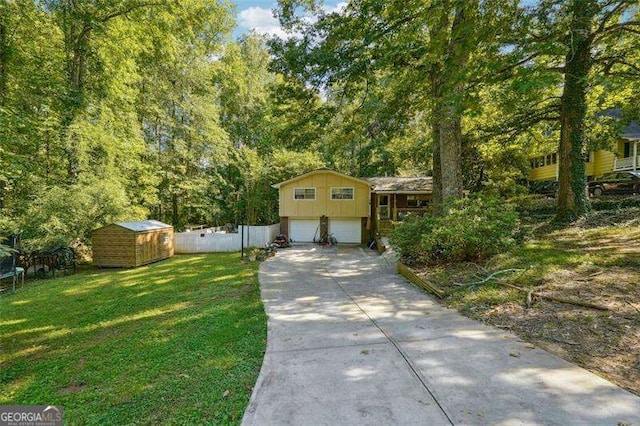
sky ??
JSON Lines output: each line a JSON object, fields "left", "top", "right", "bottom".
{"left": 232, "top": 1, "right": 346, "bottom": 38}
{"left": 232, "top": 1, "right": 541, "bottom": 39}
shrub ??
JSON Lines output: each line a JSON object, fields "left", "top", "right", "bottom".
{"left": 390, "top": 195, "right": 520, "bottom": 264}
{"left": 18, "top": 180, "right": 148, "bottom": 250}
{"left": 509, "top": 194, "right": 640, "bottom": 220}
{"left": 388, "top": 214, "right": 437, "bottom": 263}
{"left": 591, "top": 196, "right": 640, "bottom": 211}
{"left": 510, "top": 194, "right": 556, "bottom": 217}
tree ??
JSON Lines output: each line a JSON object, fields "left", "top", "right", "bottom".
{"left": 214, "top": 34, "right": 275, "bottom": 152}
{"left": 514, "top": 0, "right": 640, "bottom": 221}
{"left": 557, "top": 0, "right": 640, "bottom": 221}
{"left": 43, "top": 0, "right": 173, "bottom": 183}
{"left": 273, "top": 0, "right": 520, "bottom": 209}
{"left": 0, "top": 1, "right": 235, "bottom": 245}
{"left": 555, "top": 0, "right": 597, "bottom": 221}
{"left": 135, "top": 1, "right": 233, "bottom": 230}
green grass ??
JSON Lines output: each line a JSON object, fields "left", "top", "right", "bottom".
{"left": 0, "top": 254, "right": 266, "bottom": 425}
{"left": 442, "top": 223, "right": 640, "bottom": 312}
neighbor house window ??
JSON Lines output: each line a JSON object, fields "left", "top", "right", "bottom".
{"left": 294, "top": 188, "right": 316, "bottom": 200}
{"left": 331, "top": 187, "right": 354, "bottom": 200}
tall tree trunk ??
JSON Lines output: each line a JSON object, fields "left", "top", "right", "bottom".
{"left": 431, "top": 71, "right": 443, "bottom": 208}
{"left": 63, "top": 24, "right": 91, "bottom": 184}
{"left": 439, "top": 102, "right": 464, "bottom": 201}
{"left": 430, "top": 2, "right": 475, "bottom": 210}
{"left": 172, "top": 192, "right": 180, "bottom": 230}
{"left": 556, "top": 0, "right": 596, "bottom": 222}
{"left": 0, "top": 3, "right": 8, "bottom": 211}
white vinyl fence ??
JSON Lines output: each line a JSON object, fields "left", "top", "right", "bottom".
{"left": 174, "top": 224, "right": 280, "bottom": 253}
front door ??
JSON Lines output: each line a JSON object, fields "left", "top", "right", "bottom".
{"left": 378, "top": 195, "right": 390, "bottom": 220}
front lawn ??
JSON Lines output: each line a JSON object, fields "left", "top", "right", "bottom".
{"left": 0, "top": 254, "right": 266, "bottom": 424}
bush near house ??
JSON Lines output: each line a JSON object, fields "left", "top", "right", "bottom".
{"left": 391, "top": 195, "right": 520, "bottom": 264}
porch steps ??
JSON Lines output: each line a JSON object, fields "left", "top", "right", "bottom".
{"left": 377, "top": 221, "right": 396, "bottom": 236}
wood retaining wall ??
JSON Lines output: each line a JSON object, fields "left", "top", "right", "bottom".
{"left": 397, "top": 262, "right": 445, "bottom": 298}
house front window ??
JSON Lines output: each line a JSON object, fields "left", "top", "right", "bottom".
{"left": 407, "top": 195, "right": 429, "bottom": 208}
{"left": 331, "top": 187, "right": 354, "bottom": 200}
{"left": 293, "top": 188, "right": 316, "bottom": 200}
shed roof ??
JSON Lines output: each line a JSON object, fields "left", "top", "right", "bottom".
{"left": 367, "top": 177, "right": 433, "bottom": 193}
{"left": 115, "top": 220, "right": 172, "bottom": 232}
{"left": 271, "top": 169, "right": 372, "bottom": 189}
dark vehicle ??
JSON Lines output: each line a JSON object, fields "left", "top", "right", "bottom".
{"left": 530, "top": 180, "right": 558, "bottom": 197}
{"left": 589, "top": 171, "right": 640, "bottom": 196}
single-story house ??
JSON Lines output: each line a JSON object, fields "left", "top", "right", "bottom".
{"left": 367, "top": 177, "right": 433, "bottom": 235}
{"left": 272, "top": 170, "right": 433, "bottom": 244}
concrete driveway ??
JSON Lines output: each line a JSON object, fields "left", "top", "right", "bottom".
{"left": 242, "top": 245, "right": 640, "bottom": 425}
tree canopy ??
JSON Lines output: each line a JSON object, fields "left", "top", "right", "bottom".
{"left": 0, "top": 0, "right": 638, "bottom": 248}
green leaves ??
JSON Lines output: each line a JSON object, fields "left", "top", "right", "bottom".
{"left": 391, "top": 195, "right": 520, "bottom": 264}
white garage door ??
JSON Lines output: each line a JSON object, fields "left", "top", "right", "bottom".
{"left": 289, "top": 219, "right": 319, "bottom": 243}
{"left": 329, "top": 218, "right": 362, "bottom": 244}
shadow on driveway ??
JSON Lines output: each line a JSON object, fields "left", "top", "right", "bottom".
{"left": 243, "top": 245, "right": 640, "bottom": 425}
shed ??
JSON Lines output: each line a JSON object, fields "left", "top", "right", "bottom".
{"left": 92, "top": 220, "right": 174, "bottom": 267}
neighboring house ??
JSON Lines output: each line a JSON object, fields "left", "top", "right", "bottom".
{"left": 272, "top": 170, "right": 433, "bottom": 244}
{"left": 529, "top": 113, "right": 640, "bottom": 183}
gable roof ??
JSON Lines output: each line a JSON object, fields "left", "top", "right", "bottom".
{"left": 115, "top": 220, "right": 172, "bottom": 232}
{"left": 367, "top": 177, "right": 433, "bottom": 193}
{"left": 271, "top": 169, "right": 372, "bottom": 189}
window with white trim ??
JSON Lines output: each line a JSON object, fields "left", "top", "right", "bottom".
{"left": 293, "top": 187, "right": 316, "bottom": 200}
{"left": 331, "top": 187, "right": 354, "bottom": 200}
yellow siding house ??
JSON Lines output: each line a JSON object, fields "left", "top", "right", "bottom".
{"left": 529, "top": 117, "right": 640, "bottom": 182}
{"left": 272, "top": 169, "right": 371, "bottom": 244}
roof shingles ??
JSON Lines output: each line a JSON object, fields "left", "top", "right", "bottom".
{"left": 366, "top": 177, "right": 433, "bottom": 193}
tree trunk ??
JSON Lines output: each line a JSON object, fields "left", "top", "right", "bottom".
{"left": 431, "top": 71, "right": 443, "bottom": 208}
{"left": 430, "top": 2, "right": 474, "bottom": 210}
{"left": 556, "top": 0, "right": 596, "bottom": 222}
{"left": 172, "top": 192, "right": 180, "bottom": 230}
{"left": 439, "top": 103, "right": 464, "bottom": 201}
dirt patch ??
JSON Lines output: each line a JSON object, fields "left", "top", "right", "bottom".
{"left": 59, "top": 382, "right": 88, "bottom": 394}
{"left": 413, "top": 229, "right": 640, "bottom": 396}
{"left": 480, "top": 295, "right": 640, "bottom": 396}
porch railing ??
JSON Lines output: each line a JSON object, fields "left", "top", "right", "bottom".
{"left": 614, "top": 156, "right": 640, "bottom": 170}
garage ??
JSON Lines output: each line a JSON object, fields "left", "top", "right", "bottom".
{"left": 289, "top": 219, "right": 319, "bottom": 243}
{"left": 329, "top": 218, "right": 362, "bottom": 244}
